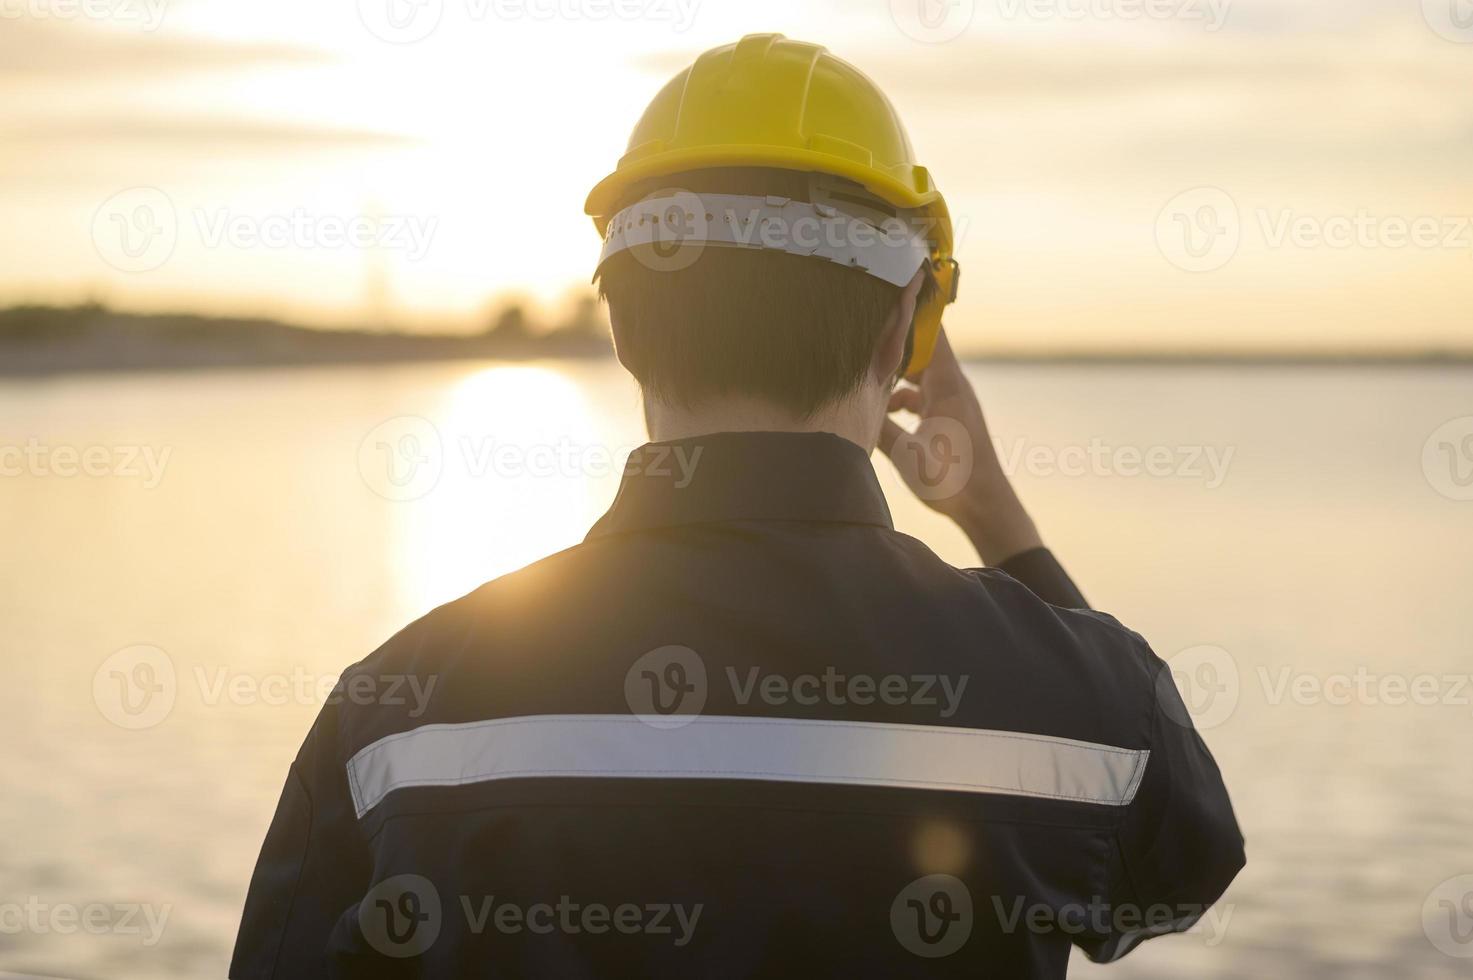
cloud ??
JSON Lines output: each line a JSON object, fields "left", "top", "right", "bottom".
{"left": 0, "top": 21, "right": 394, "bottom": 152}
{"left": 619, "top": 20, "right": 1473, "bottom": 202}
{"left": 3, "top": 117, "right": 418, "bottom": 148}
{"left": 852, "top": 34, "right": 1467, "bottom": 106}
{"left": 0, "top": 18, "right": 330, "bottom": 77}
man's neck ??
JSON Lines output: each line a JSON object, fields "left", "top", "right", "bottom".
{"left": 645, "top": 393, "right": 880, "bottom": 452}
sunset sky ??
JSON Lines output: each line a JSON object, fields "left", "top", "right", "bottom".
{"left": 2, "top": 0, "right": 1470, "bottom": 353}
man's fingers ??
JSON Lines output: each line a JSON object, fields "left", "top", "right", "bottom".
{"left": 887, "top": 386, "right": 922, "bottom": 414}
{"left": 919, "top": 328, "right": 986, "bottom": 414}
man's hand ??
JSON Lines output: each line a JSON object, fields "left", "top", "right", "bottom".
{"left": 880, "top": 329, "right": 1044, "bottom": 566}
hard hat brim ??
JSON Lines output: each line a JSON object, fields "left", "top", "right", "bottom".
{"left": 585, "top": 143, "right": 950, "bottom": 255}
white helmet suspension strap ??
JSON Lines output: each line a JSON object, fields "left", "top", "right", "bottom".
{"left": 596, "top": 189, "right": 933, "bottom": 288}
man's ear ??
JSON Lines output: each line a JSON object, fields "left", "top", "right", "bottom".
{"left": 872, "top": 268, "right": 926, "bottom": 383}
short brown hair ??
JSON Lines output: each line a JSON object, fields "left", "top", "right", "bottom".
{"left": 595, "top": 168, "right": 935, "bottom": 418}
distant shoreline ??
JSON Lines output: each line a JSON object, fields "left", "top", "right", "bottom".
{"left": 2, "top": 304, "right": 1469, "bottom": 377}
{"left": 0, "top": 303, "right": 612, "bottom": 378}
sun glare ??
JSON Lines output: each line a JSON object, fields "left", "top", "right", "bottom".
{"left": 394, "top": 363, "right": 634, "bottom": 610}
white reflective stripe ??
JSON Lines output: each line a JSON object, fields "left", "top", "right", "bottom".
{"left": 596, "top": 193, "right": 931, "bottom": 287}
{"left": 346, "top": 714, "right": 1149, "bottom": 819}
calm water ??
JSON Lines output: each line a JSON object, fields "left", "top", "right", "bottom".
{"left": 1, "top": 361, "right": 1470, "bottom": 978}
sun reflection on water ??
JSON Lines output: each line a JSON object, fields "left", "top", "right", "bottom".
{"left": 392, "top": 363, "right": 640, "bottom": 612}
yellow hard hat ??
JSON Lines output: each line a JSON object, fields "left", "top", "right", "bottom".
{"left": 586, "top": 33, "right": 959, "bottom": 378}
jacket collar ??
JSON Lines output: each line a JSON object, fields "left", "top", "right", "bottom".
{"left": 586, "top": 431, "right": 893, "bottom": 539}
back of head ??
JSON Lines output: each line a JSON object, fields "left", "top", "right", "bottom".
{"left": 585, "top": 34, "right": 959, "bottom": 421}
{"left": 595, "top": 167, "right": 937, "bottom": 418}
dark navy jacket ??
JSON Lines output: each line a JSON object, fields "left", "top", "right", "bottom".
{"left": 231, "top": 431, "right": 1244, "bottom": 978}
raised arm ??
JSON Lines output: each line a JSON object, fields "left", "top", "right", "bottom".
{"left": 881, "top": 328, "right": 1087, "bottom": 608}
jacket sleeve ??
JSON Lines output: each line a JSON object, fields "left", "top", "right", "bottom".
{"left": 230, "top": 695, "right": 373, "bottom": 978}
{"left": 997, "top": 546, "right": 1089, "bottom": 609}
{"left": 1076, "top": 651, "right": 1246, "bottom": 963}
